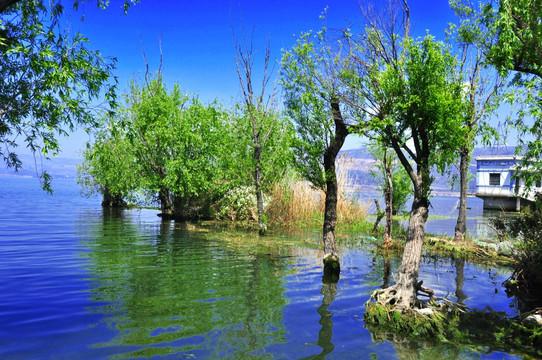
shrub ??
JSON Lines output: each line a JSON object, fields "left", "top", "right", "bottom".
{"left": 493, "top": 193, "right": 542, "bottom": 311}
{"left": 213, "top": 186, "right": 269, "bottom": 221}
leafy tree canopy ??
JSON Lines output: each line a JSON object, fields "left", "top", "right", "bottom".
{"left": 281, "top": 27, "right": 353, "bottom": 190}
{"left": 451, "top": 0, "right": 542, "bottom": 188}
{"left": 374, "top": 35, "right": 466, "bottom": 187}
{"left": 0, "top": 0, "right": 135, "bottom": 191}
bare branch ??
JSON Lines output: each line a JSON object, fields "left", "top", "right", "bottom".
{"left": 139, "top": 36, "right": 150, "bottom": 87}
{"left": 158, "top": 34, "right": 163, "bottom": 80}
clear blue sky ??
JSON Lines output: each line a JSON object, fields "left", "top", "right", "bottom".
{"left": 55, "top": 0, "right": 459, "bottom": 158}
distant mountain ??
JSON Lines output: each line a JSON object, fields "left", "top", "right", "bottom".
{"left": 0, "top": 154, "right": 79, "bottom": 179}
{"left": 2, "top": 147, "right": 518, "bottom": 196}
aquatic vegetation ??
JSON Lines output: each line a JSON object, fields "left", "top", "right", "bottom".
{"left": 365, "top": 302, "right": 542, "bottom": 358}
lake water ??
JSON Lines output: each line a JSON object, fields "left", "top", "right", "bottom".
{"left": 0, "top": 177, "right": 525, "bottom": 359}
{"left": 361, "top": 192, "right": 501, "bottom": 240}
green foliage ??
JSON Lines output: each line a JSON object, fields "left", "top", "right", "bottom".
{"left": 0, "top": 0, "right": 118, "bottom": 192}
{"left": 388, "top": 36, "right": 464, "bottom": 169}
{"left": 365, "top": 34, "right": 466, "bottom": 199}
{"left": 487, "top": 0, "right": 542, "bottom": 78}
{"left": 280, "top": 27, "right": 349, "bottom": 190}
{"left": 164, "top": 97, "right": 234, "bottom": 202}
{"left": 451, "top": 0, "right": 542, "bottom": 189}
{"left": 120, "top": 77, "right": 186, "bottom": 203}
{"left": 506, "top": 76, "right": 542, "bottom": 189}
{"left": 77, "top": 118, "right": 140, "bottom": 204}
{"left": 493, "top": 194, "right": 542, "bottom": 305}
{"left": 79, "top": 76, "right": 231, "bottom": 213}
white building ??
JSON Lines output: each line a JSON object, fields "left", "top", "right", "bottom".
{"left": 475, "top": 155, "right": 541, "bottom": 211}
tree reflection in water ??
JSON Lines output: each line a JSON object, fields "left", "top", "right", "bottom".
{"left": 80, "top": 211, "right": 291, "bottom": 359}
{"left": 300, "top": 276, "right": 338, "bottom": 360}
{"left": 455, "top": 258, "right": 468, "bottom": 303}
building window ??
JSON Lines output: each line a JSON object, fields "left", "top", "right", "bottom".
{"left": 489, "top": 173, "right": 500, "bottom": 186}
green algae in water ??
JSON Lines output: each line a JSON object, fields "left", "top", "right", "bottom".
{"left": 365, "top": 302, "right": 542, "bottom": 358}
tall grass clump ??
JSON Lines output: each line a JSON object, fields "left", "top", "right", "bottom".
{"left": 267, "top": 155, "right": 368, "bottom": 226}
{"left": 335, "top": 154, "right": 368, "bottom": 224}
{"left": 266, "top": 174, "right": 324, "bottom": 224}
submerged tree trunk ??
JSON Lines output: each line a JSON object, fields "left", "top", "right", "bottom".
{"left": 102, "top": 187, "right": 127, "bottom": 208}
{"left": 322, "top": 100, "right": 349, "bottom": 280}
{"left": 254, "top": 142, "right": 268, "bottom": 236}
{"left": 392, "top": 195, "right": 429, "bottom": 308}
{"left": 454, "top": 145, "right": 470, "bottom": 242}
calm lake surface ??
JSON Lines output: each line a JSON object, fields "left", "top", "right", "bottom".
{"left": 0, "top": 177, "right": 526, "bottom": 359}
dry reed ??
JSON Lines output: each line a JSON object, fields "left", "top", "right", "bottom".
{"left": 266, "top": 154, "right": 368, "bottom": 225}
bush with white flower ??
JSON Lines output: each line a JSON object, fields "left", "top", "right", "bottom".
{"left": 214, "top": 186, "right": 269, "bottom": 221}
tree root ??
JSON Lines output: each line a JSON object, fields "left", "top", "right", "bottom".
{"left": 365, "top": 281, "right": 438, "bottom": 311}
{"left": 364, "top": 284, "right": 399, "bottom": 308}
{"left": 415, "top": 280, "right": 434, "bottom": 298}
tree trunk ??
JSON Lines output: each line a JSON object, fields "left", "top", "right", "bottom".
{"left": 101, "top": 187, "right": 126, "bottom": 208}
{"left": 158, "top": 188, "right": 173, "bottom": 217}
{"left": 322, "top": 100, "right": 349, "bottom": 280}
{"left": 372, "top": 198, "right": 384, "bottom": 233}
{"left": 392, "top": 194, "right": 429, "bottom": 308}
{"left": 384, "top": 155, "right": 393, "bottom": 245}
{"left": 381, "top": 255, "right": 391, "bottom": 289}
{"left": 453, "top": 145, "right": 469, "bottom": 242}
{"left": 254, "top": 143, "right": 267, "bottom": 236}
{"left": 322, "top": 162, "right": 340, "bottom": 278}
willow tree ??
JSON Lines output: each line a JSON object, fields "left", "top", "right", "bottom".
{"left": 281, "top": 25, "right": 352, "bottom": 279}
{"left": 120, "top": 76, "right": 187, "bottom": 217}
{"left": 77, "top": 119, "right": 139, "bottom": 207}
{"left": 80, "top": 76, "right": 239, "bottom": 219}
{"left": 0, "top": 0, "right": 118, "bottom": 192}
{"left": 446, "top": 14, "right": 503, "bottom": 242}
{"left": 167, "top": 98, "right": 236, "bottom": 221}
{"left": 363, "top": 35, "right": 465, "bottom": 309}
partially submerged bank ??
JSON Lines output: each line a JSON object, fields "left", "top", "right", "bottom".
{"left": 364, "top": 296, "right": 542, "bottom": 358}
{"left": 380, "top": 234, "right": 516, "bottom": 265}
{"left": 364, "top": 232, "right": 542, "bottom": 358}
